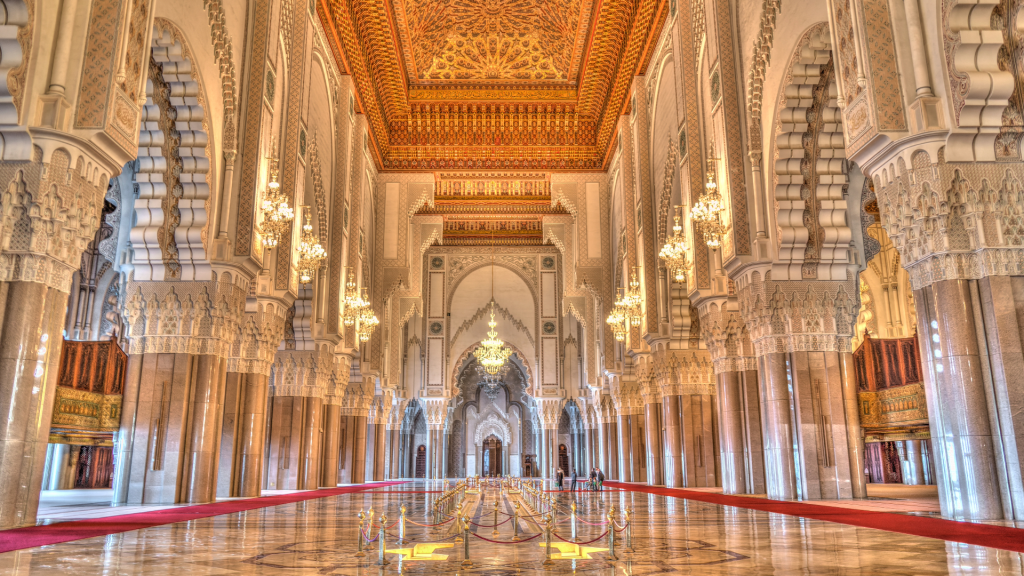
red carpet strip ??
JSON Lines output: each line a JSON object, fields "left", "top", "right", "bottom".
{"left": 0, "top": 481, "right": 405, "bottom": 554}
{"left": 605, "top": 481, "right": 1024, "bottom": 553}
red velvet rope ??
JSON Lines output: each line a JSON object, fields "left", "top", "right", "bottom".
{"left": 552, "top": 530, "right": 609, "bottom": 545}
{"left": 406, "top": 517, "right": 454, "bottom": 528}
{"left": 613, "top": 522, "right": 629, "bottom": 533}
{"left": 469, "top": 531, "right": 544, "bottom": 544}
{"left": 577, "top": 517, "right": 611, "bottom": 526}
{"left": 467, "top": 517, "right": 512, "bottom": 528}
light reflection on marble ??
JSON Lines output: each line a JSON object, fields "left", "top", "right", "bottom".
{"left": 0, "top": 481, "right": 1022, "bottom": 574}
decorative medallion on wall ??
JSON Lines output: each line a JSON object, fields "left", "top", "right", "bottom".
{"left": 541, "top": 256, "right": 555, "bottom": 269}
{"left": 265, "top": 68, "right": 275, "bottom": 104}
{"left": 344, "top": 204, "right": 349, "bottom": 229}
{"left": 710, "top": 65, "right": 721, "bottom": 107}
{"left": 679, "top": 125, "right": 687, "bottom": 158}
{"left": 430, "top": 322, "right": 443, "bottom": 335}
{"left": 299, "top": 128, "right": 307, "bottom": 158}
{"left": 431, "top": 256, "right": 445, "bottom": 269}
{"left": 543, "top": 321, "right": 556, "bottom": 334}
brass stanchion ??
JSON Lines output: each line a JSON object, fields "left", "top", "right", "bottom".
{"left": 512, "top": 501, "right": 521, "bottom": 541}
{"left": 378, "top": 514, "right": 390, "bottom": 566}
{"left": 607, "top": 506, "right": 617, "bottom": 560}
{"left": 542, "top": 514, "right": 554, "bottom": 567}
{"left": 356, "top": 511, "right": 366, "bottom": 558}
{"left": 571, "top": 501, "right": 577, "bottom": 542}
{"left": 455, "top": 503, "right": 464, "bottom": 543}
{"left": 461, "top": 514, "right": 472, "bottom": 567}
{"left": 492, "top": 500, "right": 500, "bottom": 537}
{"left": 625, "top": 507, "right": 633, "bottom": 552}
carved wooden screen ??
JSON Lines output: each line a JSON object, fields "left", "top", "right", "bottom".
{"left": 52, "top": 338, "right": 128, "bottom": 433}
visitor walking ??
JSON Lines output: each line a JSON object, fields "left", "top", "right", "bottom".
{"left": 556, "top": 467, "right": 564, "bottom": 491}
{"left": 597, "top": 467, "right": 605, "bottom": 491}
{"left": 570, "top": 468, "right": 577, "bottom": 492}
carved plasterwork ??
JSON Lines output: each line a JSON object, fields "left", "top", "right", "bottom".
{"left": 227, "top": 300, "right": 289, "bottom": 376}
{"left": 450, "top": 300, "right": 534, "bottom": 348}
{"left": 0, "top": 149, "right": 107, "bottom": 292}
{"left": 270, "top": 344, "right": 336, "bottom": 398}
{"left": 696, "top": 298, "right": 756, "bottom": 374}
{"left": 123, "top": 275, "right": 247, "bottom": 357}
{"left": 473, "top": 411, "right": 512, "bottom": 446}
{"left": 873, "top": 150, "right": 1024, "bottom": 290}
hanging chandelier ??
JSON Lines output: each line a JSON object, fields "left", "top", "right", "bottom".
{"left": 691, "top": 147, "right": 726, "bottom": 250}
{"left": 258, "top": 156, "right": 294, "bottom": 248}
{"left": 341, "top": 270, "right": 378, "bottom": 342}
{"left": 475, "top": 363, "right": 509, "bottom": 397}
{"left": 296, "top": 210, "right": 326, "bottom": 284}
{"left": 356, "top": 287, "right": 379, "bottom": 342}
{"left": 606, "top": 268, "right": 643, "bottom": 342}
{"left": 659, "top": 207, "right": 692, "bottom": 282}
{"left": 477, "top": 233, "right": 512, "bottom": 374}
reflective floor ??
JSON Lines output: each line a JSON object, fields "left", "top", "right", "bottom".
{"left": 2, "top": 480, "right": 1023, "bottom": 575}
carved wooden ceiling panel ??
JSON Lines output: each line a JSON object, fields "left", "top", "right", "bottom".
{"left": 320, "top": 0, "right": 668, "bottom": 171}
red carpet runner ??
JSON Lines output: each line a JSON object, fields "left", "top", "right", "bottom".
{"left": 605, "top": 481, "right": 1024, "bottom": 553}
{"left": 0, "top": 481, "right": 405, "bottom": 554}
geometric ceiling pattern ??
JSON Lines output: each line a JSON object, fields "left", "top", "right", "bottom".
{"left": 320, "top": 0, "right": 669, "bottom": 171}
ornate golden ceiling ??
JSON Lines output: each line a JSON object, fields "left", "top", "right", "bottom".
{"left": 320, "top": 0, "right": 668, "bottom": 171}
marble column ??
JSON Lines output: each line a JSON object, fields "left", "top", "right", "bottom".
{"left": 616, "top": 415, "right": 631, "bottom": 481}
{"left": 902, "top": 439, "right": 926, "bottom": 486}
{"left": 546, "top": 427, "right": 558, "bottom": 478}
{"left": 321, "top": 404, "right": 342, "bottom": 487}
{"left": 916, "top": 279, "right": 1007, "bottom": 520}
{"left": 718, "top": 371, "right": 747, "bottom": 494}
{"left": 644, "top": 402, "right": 664, "bottom": 485}
{"left": 839, "top": 353, "right": 867, "bottom": 498}
{"left": 0, "top": 283, "right": 70, "bottom": 528}
{"left": 220, "top": 372, "right": 269, "bottom": 497}
{"left": 296, "top": 397, "right": 323, "bottom": 490}
{"left": 622, "top": 412, "right": 638, "bottom": 479}
{"left": 339, "top": 415, "right": 354, "bottom": 483}
{"left": 373, "top": 420, "right": 386, "bottom": 481}
{"left": 759, "top": 353, "right": 799, "bottom": 499}
{"left": 663, "top": 395, "right": 684, "bottom": 487}
{"left": 606, "top": 418, "right": 619, "bottom": 480}
{"left": 112, "top": 353, "right": 143, "bottom": 503}
{"left": 351, "top": 414, "right": 367, "bottom": 484}
{"left": 741, "top": 369, "right": 767, "bottom": 494}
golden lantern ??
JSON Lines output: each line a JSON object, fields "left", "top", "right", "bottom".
{"left": 341, "top": 270, "right": 378, "bottom": 342}
{"left": 296, "top": 211, "right": 326, "bottom": 284}
{"left": 257, "top": 157, "right": 294, "bottom": 248}
{"left": 606, "top": 288, "right": 629, "bottom": 342}
{"left": 659, "top": 207, "right": 692, "bottom": 282}
{"left": 606, "top": 268, "right": 644, "bottom": 342}
{"left": 356, "top": 287, "right": 379, "bottom": 342}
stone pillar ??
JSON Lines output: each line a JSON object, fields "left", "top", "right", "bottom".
{"left": 606, "top": 418, "right": 619, "bottom": 480}
{"left": 183, "top": 354, "right": 227, "bottom": 504}
{"left": 629, "top": 413, "right": 643, "bottom": 482}
{"left": 839, "top": 353, "right": 867, "bottom": 499}
{"left": 644, "top": 402, "right": 664, "bottom": 485}
{"left": 113, "top": 353, "right": 143, "bottom": 503}
{"left": 339, "top": 414, "right": 354, "bottom": 483}
{"left": 759, "top": 352, "right": 799, "bottom": 500}
{"left": 915, "top": 279, "right": 1007, "bottom": 520}
{"left": 0, "top": 283, "right": 71, "bottom": 527}
{"left": 545, "top": 427, "right": 558, "bottom": 478}
{"left": 296, "top": 396, "right": 323, "bottom": 490}
{"left": 616, "top": 415, "right": 631, "bottom": 481}
{"left": 663, "top": 395, "right": 684, "bottom": 487}
{"left": 741, "top": 369, "right": 766, "bottom": 494}
{"left": 373, "top": 420, "right": 386, "bottom": 481}
{"left": 321, "top": 404, "right": 342, "bottom": 487}
{"left": 718, "top": 371, "right": 747, "bottom": 494}
{"left": 351, "top": 414, "right": 367, "bottom": 484}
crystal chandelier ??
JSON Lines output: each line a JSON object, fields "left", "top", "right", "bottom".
{"left": 605, "top": 268, "right": 643, "bottom": 342}
{"left": 691, "top": 148, "right": 726, "bottom": 250}
{"left": 477, "top": 235, "right": 512, "bottom": 375}
{"left": 356, "top": 287, "right": 379, "bottom": 342}
{"left": 341, "top": 270, "right": 378, "bottom": 342}
{"left": 475, "top": 363, "right": 508, "bottom": 398}
{"left": 477, "top": 302, "right": 513, "bottom": 374}
{"left": 659, "top": 207, "right": 692, "bottom": 282}
{"left": 258, "top": 156, "right": 294, "bottom": 248}
{"left": 296, "top": 210, "right": 326, "bottom": 284}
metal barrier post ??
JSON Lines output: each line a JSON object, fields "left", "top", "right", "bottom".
{"left": 356, "top": 511, "right": 366, "bottom": 558}
{"left": 492, "top": 500, "right": 500, "bottom": 536}
{"left": 378, "top": 514, "right": 390, "bottom": 566}
{"left": 543, "top": 514, "right": 554, "bottom": 567}
{"left": 625, "top": 507, "right": 633, "bottom": 552}
{"left": 607, "top": 506, "right": 617, "bottom": 560}
{"left": 461, "top": 515, "right": 472, "bottom": 567}
{"left": 455, "top": 504, "right": 464, "bottom": 543}
{"left": 512, "top": 501, "right": 521, "bottom": 541}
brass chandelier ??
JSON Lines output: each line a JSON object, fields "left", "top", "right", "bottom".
{"left": 258, "top": 156, "right": 294, "bottom": 248}
{"left": 691, "top": 148, "right": 725, "bottom": 250}
{"left": 477, "top": 235, "right": 512, "bottom": 375}
{"left": 296, "top": 210, "right": 326, "bottom": 284}
{"left": 606, "top": 268, "right": 643, "bottom": 342}
{"left": 659, "top": 206, "right": 692, "bottom": 282}
{"left": 342, "top": 270, "right": 378, "bottom": 342}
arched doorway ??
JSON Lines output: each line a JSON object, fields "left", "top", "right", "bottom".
{"left": 482, "top": 436, "right": 502, "bottom": 477}
{"left": 558, "top": 444, "right": 569, "bottom": 474}
{"left": 415, "top": 445, "right": 426, "bottom": 478}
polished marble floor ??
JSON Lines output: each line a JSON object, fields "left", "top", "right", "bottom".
{"left": 3, "top": 480, "right": 1023, "bottom": 575}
